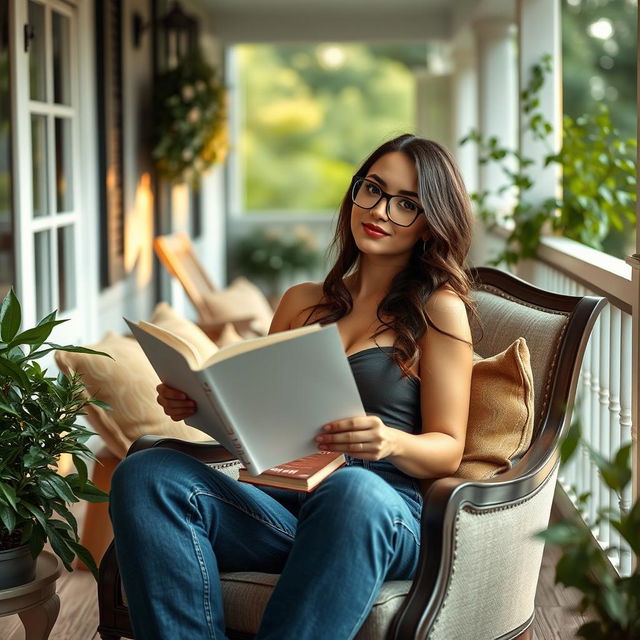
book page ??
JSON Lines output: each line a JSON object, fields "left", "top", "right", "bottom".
{"left": 136, "top": 321, "right": 210, "bottom": 370}
{"left": 200, "top": 323, "right": 322, "bottom": 369}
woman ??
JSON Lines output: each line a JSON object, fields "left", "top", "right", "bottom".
{"left": 109, "top": 133, "right": 478, "bottom": 640}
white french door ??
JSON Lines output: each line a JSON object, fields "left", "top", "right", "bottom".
{"left": 12, "top": 0, "right": 87, "bottom": 343}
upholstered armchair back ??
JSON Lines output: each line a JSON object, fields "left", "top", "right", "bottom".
{"left": 470, "top": 284, "right": 571, "bottom": 438}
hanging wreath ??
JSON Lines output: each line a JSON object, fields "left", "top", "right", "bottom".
{"left": 152, "top": 51, "right": 229, "bottom": 184}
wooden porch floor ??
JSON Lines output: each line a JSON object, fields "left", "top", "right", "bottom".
{"left": 0, "top": 503, "right": 588, "bottom": 639}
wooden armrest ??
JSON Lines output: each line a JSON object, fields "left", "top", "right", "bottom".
{"left": 126, "top": 436, "right": 238, "bottom": 464}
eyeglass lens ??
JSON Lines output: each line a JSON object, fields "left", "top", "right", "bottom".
{"left": 352, "top": 179, "right": 421, "bottom": 226}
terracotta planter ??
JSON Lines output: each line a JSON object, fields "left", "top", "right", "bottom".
{"left": 0, "top": 543, "right": 37, "bottom": 589}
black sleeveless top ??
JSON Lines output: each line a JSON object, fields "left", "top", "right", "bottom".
{"left": 346, "top": 346, "right": 424, "bottom": 520}
{"left": 347, "top": 346, "right": 421, "bottom": 435}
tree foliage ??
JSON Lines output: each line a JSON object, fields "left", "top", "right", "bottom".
{"left": 236, "top": 43, "right": 423, "bottom": 213}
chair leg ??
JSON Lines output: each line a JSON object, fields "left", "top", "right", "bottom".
{"left": 76, "top": 448, "right": 120, "bottom": 571}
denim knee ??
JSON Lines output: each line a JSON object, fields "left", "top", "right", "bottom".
{"left": 109, "top": 448, "right": 197, "bottom": 521}
{"left": 301, "top": 466, "right": 399, "bottom": 523}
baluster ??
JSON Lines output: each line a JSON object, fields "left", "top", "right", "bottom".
{"left": 608, "top": 306, "right": 622, "bottom": 571}
{"left": 565, "top": 276, "right": 579, "bottom": 489}
{"left": 588, "top": 314, "right": 601, "bottom": 533}
{"left": 619, "top": 312, "right": 633, "bottom": 576}
{"left": 570, "top": 282, "right": 587, "bottom": 515}
{"left": 597, "top": 305, "right": 611, "bottom": 546}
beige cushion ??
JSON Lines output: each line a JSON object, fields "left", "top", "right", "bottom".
{"left": 150, "top": 302, "right": 218, "bottom": 361}
{"left": 219, "top": 572, "right": 410, "bottom": 639}
{"left": 201, "top": 277, "right": 273, "bottom": 335}
{"left": 455, "top": 337, "right": 534, "bottom": 480}
{"left": 216, "top": 322, "right": 245, "bottom": 347}
{"left": 55, "top": 310, "right": 217, "bottom": 458}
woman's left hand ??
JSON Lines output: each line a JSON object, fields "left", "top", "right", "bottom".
{"left": 315, "top": 416, "right": 398, "bottom": 461}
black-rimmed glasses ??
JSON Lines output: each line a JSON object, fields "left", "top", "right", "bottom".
{"left": 350, "top": 177, "right": 424, "bottom": 227}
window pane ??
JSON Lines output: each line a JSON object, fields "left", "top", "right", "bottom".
{"left": 31, "top": 114, "right": 48, "bottom": 217}
{"left": 0, "top": 0, "right": 13, "bottom": 298}
{"left": 55, "top": 117, "right": 73, "bottom": 212}
{"left": 57, "top": 224, "right": 75, "bottom": 311}
{"left": 28, "top": 1, "right": 46, "bottom": 102}
{"left": 34, "top": 230, "right": 52, "bottom": 318}
{"left": 235, "top": 43, "right": 423, "bottom": 214}
{"left": 52, "top": 11, "right": 71, "bottom": 105}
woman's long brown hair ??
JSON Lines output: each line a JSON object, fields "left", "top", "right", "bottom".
{"left": 303, "top": 134, "right": 482, "bottom": 378}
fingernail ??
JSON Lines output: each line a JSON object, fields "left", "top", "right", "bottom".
{"left": 323, "top": 424, "right": 332, "bottom": 431}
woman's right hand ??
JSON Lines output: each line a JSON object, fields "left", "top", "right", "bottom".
{"left": 156, "top": 383, "right": 197, "bottom": 422}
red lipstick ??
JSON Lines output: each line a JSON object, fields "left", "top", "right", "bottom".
{"left": 362, "top": 223, "right": 389, "bottom": 238}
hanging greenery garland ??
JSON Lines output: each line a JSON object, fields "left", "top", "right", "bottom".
{"left": 152, "top": 51, "right": 229, "bottom": 184}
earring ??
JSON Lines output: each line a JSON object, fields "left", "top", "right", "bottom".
{"left": 422, "top": 238, "right": 428, "bottom": 253}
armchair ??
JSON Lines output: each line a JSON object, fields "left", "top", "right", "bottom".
{"left": 97, "top": 266, "right": 606, "bottom": 639}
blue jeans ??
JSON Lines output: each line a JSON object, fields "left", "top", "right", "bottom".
{"left": 109, "top": 448, "right": 423, "bottom": 640}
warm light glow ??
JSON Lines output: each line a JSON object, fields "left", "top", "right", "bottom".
{"left": 124, "top": 172, "right": 154, "bottom": 287}
{"left": 171, "top": 183, "right": 190, "bottom": 229}
{"left": 588, "top": 18, "right": 614, "bottom": 40}
{"left": 317, "top": 45, "right": 346, "bottom": 69}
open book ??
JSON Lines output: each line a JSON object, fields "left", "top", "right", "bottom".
{"left": 124, "top": 319, "right": 365, "bottom": 475}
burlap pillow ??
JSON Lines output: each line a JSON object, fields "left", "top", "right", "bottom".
{"left": 55, "top": 310, "right": 218, "bottom": 458}
{"left": 455, "top": 337, "right": 534, "bottom": 480}
{"left": 201, "top": 277, "right": 273, "bottom": 335}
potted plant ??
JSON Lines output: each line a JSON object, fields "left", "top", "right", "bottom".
{"left": 536, "top": 413, "right": 640, "bottom": 638}
{"left": 0, "top": 289, "right": 111, "bottom": 587}
{"left": 235, "top": 225, "right": 322, "bottom": 301}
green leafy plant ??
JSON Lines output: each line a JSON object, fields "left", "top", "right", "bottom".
{"left": 461, "top": 54, "right": 636, "bottom": 266}
{"left": 236, "top": 226, "right": 322, "bottom": 293}
{"left": 152, "top": 50, "right": 228, "bottom": 185}
{"left": 536, "top": 415, "right": 640, "bottom": 639}
{"left": 0, "top": 289, "right": 111, "bottom": 578}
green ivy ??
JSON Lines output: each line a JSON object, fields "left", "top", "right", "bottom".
{"left": 0, "top": 289, "right": 111, "bottom": 579}
{"left": 461, "top": 54, "right": 636, "bottom": 266}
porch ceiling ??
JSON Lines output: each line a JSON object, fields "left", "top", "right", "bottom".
{"left": 196, "top": 0, "right": 473, "bottom": 43}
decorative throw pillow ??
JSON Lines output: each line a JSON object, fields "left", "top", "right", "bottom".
{"left": 150, "top": 302, "right": 218, "bottom": 361}
{"left": 201, "top": 277, "right": 274, "bottom": 335}
{"left": 216, "top": 322, "right": 245, "bottom": 347}
{"left": 454, "top": 337, "right": 534, "bottom": 480}
{"left": 55, "top": 308, "right": 219, "bottom": 458}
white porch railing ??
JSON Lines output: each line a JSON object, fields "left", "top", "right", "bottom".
{"left": 511, "top": 235, "right": 635, "bottom": 576}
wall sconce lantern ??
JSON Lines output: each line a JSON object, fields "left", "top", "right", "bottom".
{"left": 132, "top": 1, "right": 199, "bottom": 62}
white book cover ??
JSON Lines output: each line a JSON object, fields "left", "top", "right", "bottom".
{"left": 124, "top": 320, "right": 365, "bottom": 475}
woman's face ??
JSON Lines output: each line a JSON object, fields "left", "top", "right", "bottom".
{"left": 350, "top": 151, "right": 429, "bottom": 261}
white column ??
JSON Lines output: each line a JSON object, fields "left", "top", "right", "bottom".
{"left": 415, "top": 69, "right": 454, "bottom": 153}
{"left": 517, "top": 0, "right": 562, "bottom": 208}
{"left": 451, "top": 46, "right": 478, "bottom": 196}
{"left": 475, "top": 18, "right": 518, "bottom": 215}
{"left": 469, "top": 18, "right": 517, "bottom": 267}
